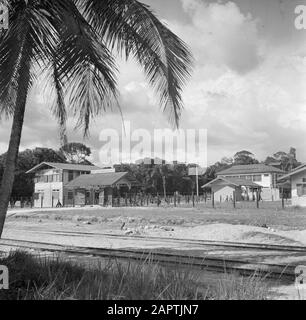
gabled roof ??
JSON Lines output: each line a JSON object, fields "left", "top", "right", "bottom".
{"left": 65, "top": 172, "right": 140, "bottom": 188}
{"left": 26, "top": 162, "right": 100, "bottom": 174}
{"left": 217, "top": 164, "right": 284, "bottom": 175}
{"left": 278, "top": 164, "right": 306, "bottom": 180}
{"left": 202, "top": 176, "right": 261, "bottom": 189}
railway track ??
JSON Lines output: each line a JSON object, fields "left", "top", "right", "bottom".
{"left": 7, "top": 227, "right": 306, "bottom": 253}
{"left": 0, "top": 238, "right": 298, "bottom": 281}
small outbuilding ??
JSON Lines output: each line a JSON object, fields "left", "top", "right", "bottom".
{"left": 64, "top": 171, "right": 141, "bottom": 206}
{"left": 202, "top": 176, "right": 261, "bottom": 202}
{"left": 278, "top": 164, "right": 306, "bottom": 206}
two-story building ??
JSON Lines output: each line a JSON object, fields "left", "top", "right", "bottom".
{"left": 213, "top": 164, "right": 285, "bottom": 201}
{"left": 27, "top": 162, "right": 141, "bottom": 208}
{"left": 27, "top": 162, "right": 100, "bottom": 207}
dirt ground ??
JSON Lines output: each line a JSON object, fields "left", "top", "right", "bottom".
{"left": 4, "top": 205, "right": 306, "bottom": 246}
{"left": 3, "top": 205, "right": 306, "bottom": 300}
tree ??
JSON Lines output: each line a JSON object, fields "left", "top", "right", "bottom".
{"left": 233, "top": 150, "right": 259, "bottom": 165}
{"left": 0, "top": 0, "right": 193, "bottom": 237}
{"left": 265, "top": 148, "right": 301, "bottom": 172}
{"left": 0, "top": 147, "right": 67, "bottom": 199}
{"left": 59, "top": 142, "right": 91, "bottom": 164}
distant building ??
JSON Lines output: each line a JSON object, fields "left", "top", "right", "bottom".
{"left": 27, "top": 162, "right": 140, "bottom": 208}
{"left": 278, "top": 164, "right": 306, "bottom": 206}
{"left": 202, "top": 176, "right": 261, "bottom": 202}
{"left": 215, "top": 164, "right": 285, "bottom": 201}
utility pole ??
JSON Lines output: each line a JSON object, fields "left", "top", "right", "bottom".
{"left": 162, "top": 175, "right": 167, "bottom": 200}
{"left": 196, "top": 165, "right": 199, "bottom": 199}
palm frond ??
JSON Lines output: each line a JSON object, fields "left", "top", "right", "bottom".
{"left": 81, "top": 0, "right": 193, "bottom": 127}
{"left": 49, "top": 4, "right": 118, "bottom": 136}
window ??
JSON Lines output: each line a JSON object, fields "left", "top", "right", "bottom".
{"left": 253, "top": 175, "right": 262, "bottom": 182}
{"left": 53, "top": 174, "right": 60, "bottom": 182}
{"left": 68, "top": 171, "right": 74, "bottom": 182}
{"left": 48, "top": 175, "right": 53, "bottom": 183}
{"left": 68, "top": 191, "right": 74, "bottom": 200}
{"left": 264, "top": 174, "right": 269, "bottom": 177}
{"left": 297, "top": 184, "right": 306, "bottom": 197}
{"left": 303, "top": 178, "right": 306, "bottom": 183}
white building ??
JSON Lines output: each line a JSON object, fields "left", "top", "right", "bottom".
{"left": 27, "top": 162, "right": 140, "bottom": 208}
{"left": 27, "top": 162, "right": 100, "bottom": 208}
{"left": 278, "top": 164, "right": 306, "bottom": 206}
{"left": 216, "top": 164, "right": 285, "bottom": 201}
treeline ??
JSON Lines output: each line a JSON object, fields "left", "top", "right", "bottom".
{"left": 0, "top": 146, "right": 301, "bottom": 199}
{"left": 0, "top": 143, "right": 92, "bottom": 199}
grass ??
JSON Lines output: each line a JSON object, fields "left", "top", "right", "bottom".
{"left": 9, "top": 202, "right": 306, "bottom": 231}
{"left": 0, "top": 251, "right": 269, "bottom": 300}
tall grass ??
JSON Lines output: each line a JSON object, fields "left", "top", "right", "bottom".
{"left": 0, "top": 251, "right": 269, "bottom": 300}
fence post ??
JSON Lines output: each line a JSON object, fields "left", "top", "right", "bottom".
{"left": 256, "top": 189, "right": 259, "bottom": 209}
{"left": 212, "top": 192, "right": 215, "bottom": 208}
{"left": 233, "top": 190, "right": 236, "bottom": 209}
{"left": 282, "top": 195, "right": 285, "bottom": 209}
{"left": 174, "top": 192, "right": 177, "bottom": 207}
{"left": 192, "top": 192, "right": 195, "bottom": 207}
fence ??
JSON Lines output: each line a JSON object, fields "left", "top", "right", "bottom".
{"left": 9, "top": 197, "right": 34, "bottom": 209}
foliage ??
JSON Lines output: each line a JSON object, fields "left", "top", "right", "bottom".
{"left": 233, "top": 150, "right": 259, "bottom": 165}
{"left": 0, "top": 251, "right": 269, "bottom": 300}
{"left": 0, "top": 148, "right": 66, "bottom": 198}
{"left": 264, "top": 148, "right": 301, "bottom": 172}
{"left": 59, "top": 142, "right": 91, "bottom": 164}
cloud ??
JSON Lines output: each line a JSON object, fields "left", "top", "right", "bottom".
{"left": 1, "top": 0, "right": 306, "bottom": 166}
{"left": 180, "top": 0, "right": 264, "bottom": 74}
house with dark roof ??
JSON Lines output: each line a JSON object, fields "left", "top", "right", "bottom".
{"left": 215, "top": 164, "right": 285, "bottom": 201}
{"left": 27, "top": 162, "right": 140, "bottom": 208}
{"left": 278, "top": 164, "right": 306, "bottom": 206}
{"left": 202, "top": 176, "right": 261, "bottom": 202}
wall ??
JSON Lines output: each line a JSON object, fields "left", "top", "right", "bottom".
{"left": 291, "top": 171, "right": 306, "bottom": 206}
{"left": 213, "top": 185, "right": 235, "bottom": 202}
{"left": 34, "top": 182, "right": 63, "bottom": 208}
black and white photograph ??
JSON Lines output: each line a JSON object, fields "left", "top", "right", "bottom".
{"left": 1, "top": 0, "right": 306, "bottom": 307}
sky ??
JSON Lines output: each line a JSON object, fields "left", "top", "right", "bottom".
{"left": 1, "top": 0, "right": 306, "bottom": 166}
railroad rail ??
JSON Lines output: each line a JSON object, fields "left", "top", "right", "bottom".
{"left": 7, "top": 227, "right": 306, "bottom": 253}
{"left": 0, "top": 238, "right": 298, "bottom": 281}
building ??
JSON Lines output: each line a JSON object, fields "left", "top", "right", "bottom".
{"left": 27, "top": 162, "right": 140, "bottom": 208}
{"left": 216, "top": 164, "right": 285, "bottom": 201}
{"left": 64, "top": 171, "right": 140, "bottom": 206}
{"left": 278, "top": 164, "right": 306, "bottom": 206}
{"left": 202, "top": 176, "right": 261, "bottom": 202}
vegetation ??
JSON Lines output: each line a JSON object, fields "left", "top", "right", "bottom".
{"left": 0, "top": 0, "right": 193, "bottom": 237}
{"left": 59, "top": 142, "right": 92, "bottom": 164}
{"left": 0, "top": 251, "right": 269, "bottom": 300}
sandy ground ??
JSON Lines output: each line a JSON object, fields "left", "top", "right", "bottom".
{"left": 4, "top": 206, "right": 306, "bottom": 300}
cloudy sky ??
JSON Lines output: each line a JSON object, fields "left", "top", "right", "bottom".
{"left": 1, "top": 0, "right": 306, "bottom": 166}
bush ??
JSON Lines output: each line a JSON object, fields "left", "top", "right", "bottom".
{"left": 0, "top": 251, "right": 269, "bottom": 300}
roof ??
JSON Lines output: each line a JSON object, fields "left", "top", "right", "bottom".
{"left": 217, "top": 164, "right": 285, "bottom": 176}
{"left": 26, "top": 162, "right": 100, "bottom": 174}
{"left": 65, "top": 172, "right": 140, "bottom": 188}
{"left": 278, "top": 164, "right": 306, "bottom": 180}
{"left": 202, "top": 176, "right": 261, "bottom": 189}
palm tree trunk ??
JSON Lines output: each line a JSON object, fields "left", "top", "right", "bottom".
{"left": 0, "top": 56, "right": 30, "bottom": 238}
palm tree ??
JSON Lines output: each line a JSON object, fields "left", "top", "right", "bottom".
{"left": 0, "top": 0, "right": 193, "bottom": 237}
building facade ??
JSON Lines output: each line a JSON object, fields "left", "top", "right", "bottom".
{"left": 27, "top": 162, "right": 140, "bottom": 208}
{"left": 216, "top": 164, "right": 285, "bottom": 201}
{"left": 278, "top": 164, "right": 306, "bottom": 206}
{"left": 27, "top": 162, "right": 100, "bottom": 208}
{"left": 202, "top": 176, "right": 261, "bottom": 202}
